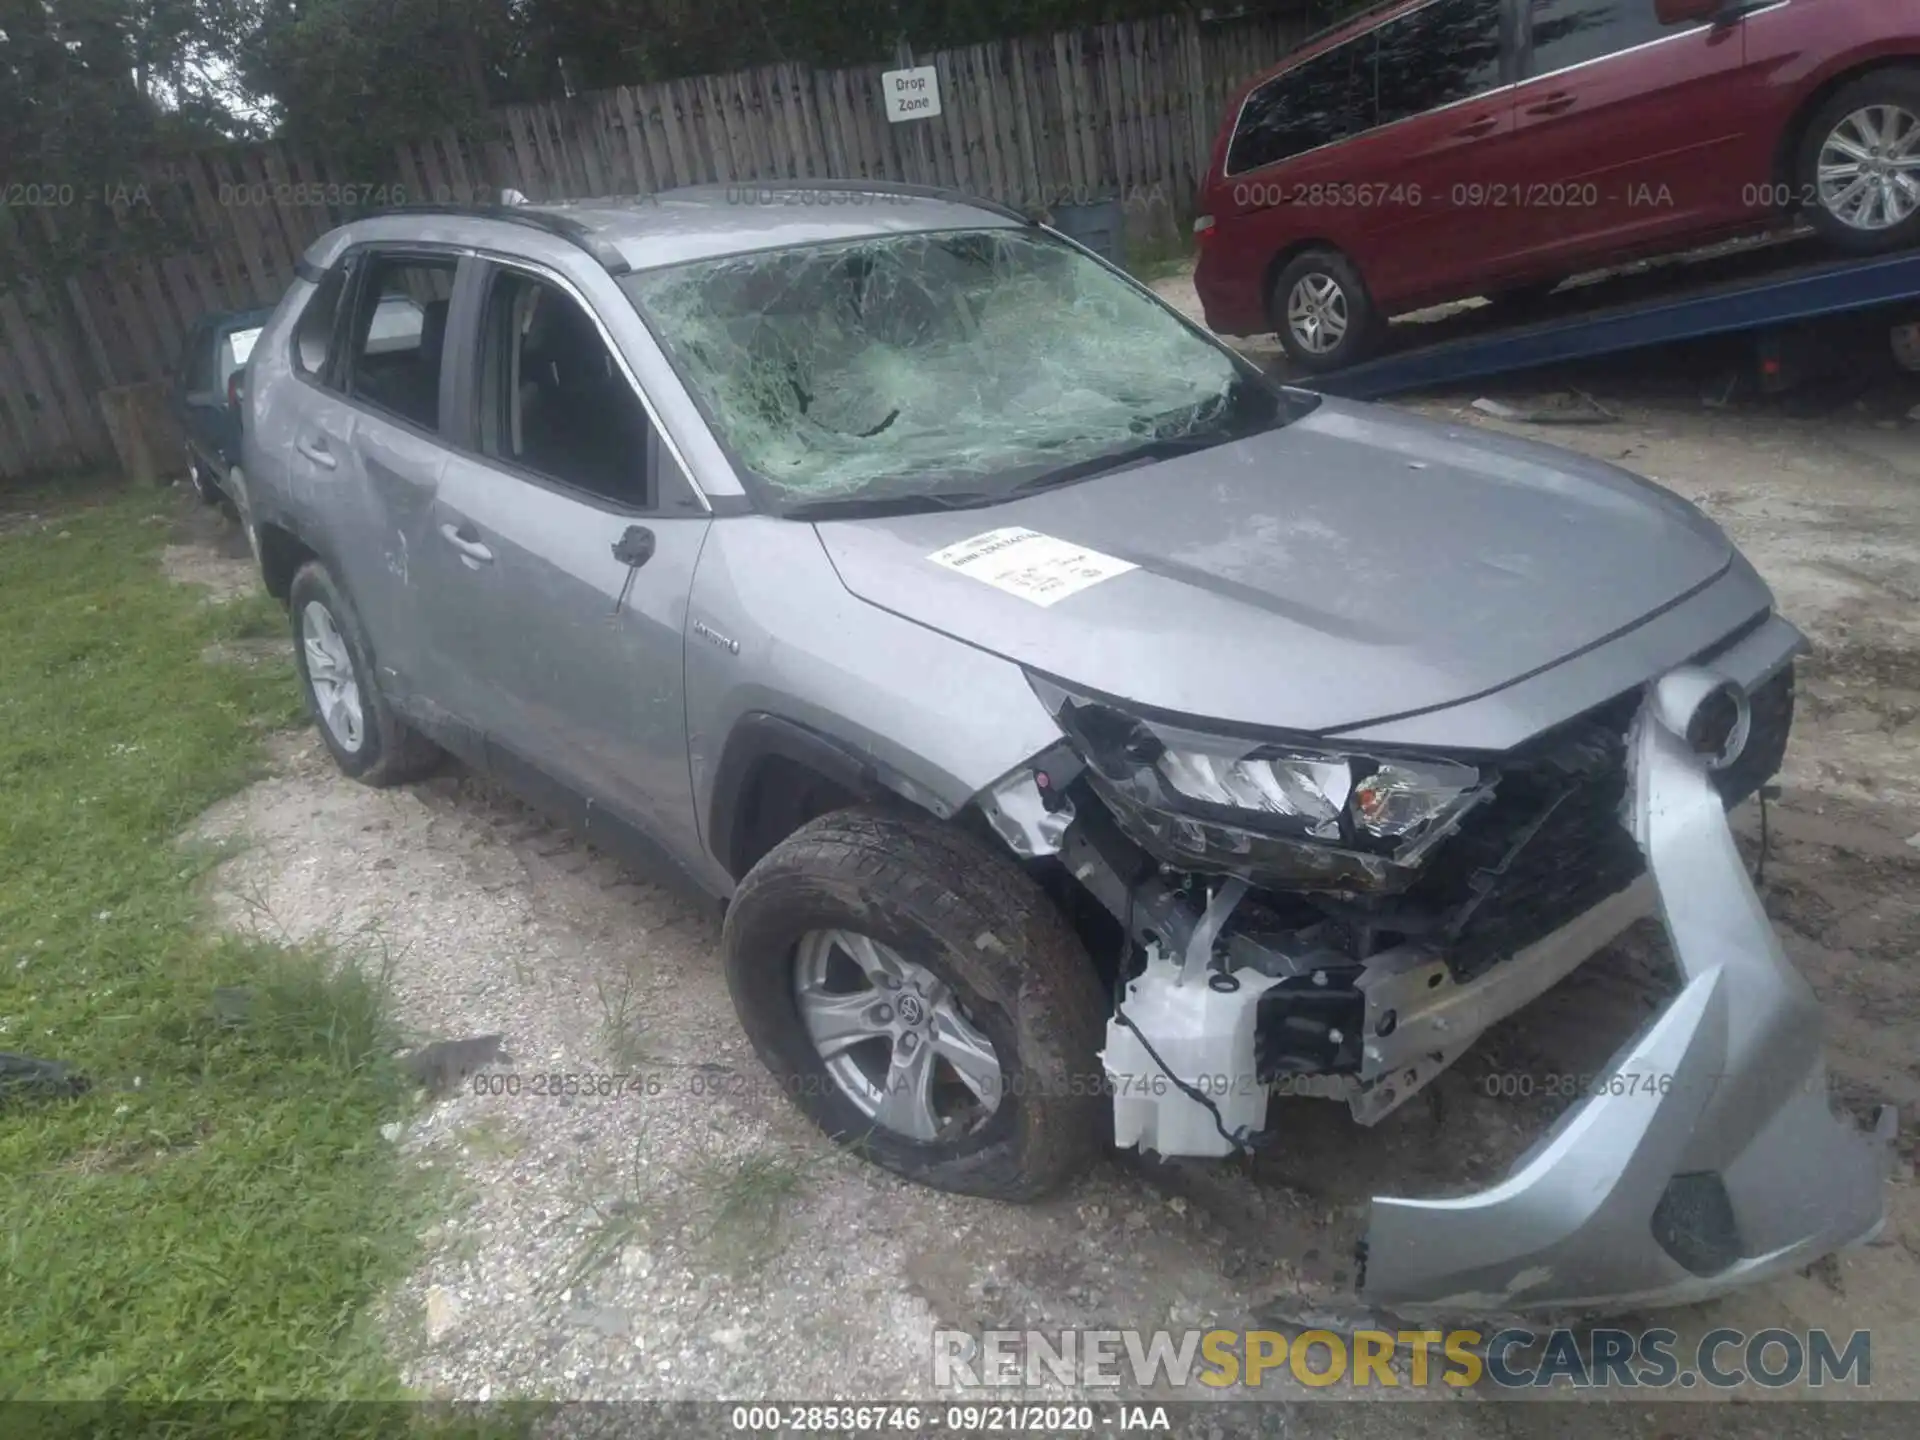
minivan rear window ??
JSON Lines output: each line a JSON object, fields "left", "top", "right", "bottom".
{"left": 1226, "top": 35, "right": 1375, "bottom": 176}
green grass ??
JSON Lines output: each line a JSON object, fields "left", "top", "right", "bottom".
{"left": 0, "top": 483, "right": 440, "bottom": 1413}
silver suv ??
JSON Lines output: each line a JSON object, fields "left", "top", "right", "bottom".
{"left": 239, "top": 183, "right": 1892, "bottom": 1317}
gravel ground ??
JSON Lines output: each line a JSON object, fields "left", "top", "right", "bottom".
{"left": 175, "top": 281, "right": 1920, "bottom": 1418}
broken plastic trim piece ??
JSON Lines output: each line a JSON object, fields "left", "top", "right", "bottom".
{"left": 976, "top": 743, "right": 1084, "bottom": 859}
{"left": 1357, "top": 669, "right": 1895, "bottom": 1316}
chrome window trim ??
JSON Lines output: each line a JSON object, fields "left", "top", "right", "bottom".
{"left": 1521, "top": 8, "right": 1714, "bottom": 88}
{"left": 1223, "top": 83, "right": 1519, "bottom": 181}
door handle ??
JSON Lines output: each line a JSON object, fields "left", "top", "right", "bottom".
{"left": 294, "top": 437, "right": 337, "bottom": 470}
{"left": 440, "top": 522, "right": 494, "bottom": 566}
{"left": 1524, "top": 92, "right": 1577, "bottom": 117}
{"left": 1455, "top": 114, "right": 1502, "bottom": 138}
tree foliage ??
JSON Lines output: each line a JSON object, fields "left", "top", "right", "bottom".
{"left": 2, "top": 0, "right": 1341, "bottom": 197}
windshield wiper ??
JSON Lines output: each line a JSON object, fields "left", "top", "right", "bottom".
{"left": 783, "top": 489, "right": 999, "bottom": 521}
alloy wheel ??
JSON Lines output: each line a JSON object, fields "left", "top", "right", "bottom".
{"left": 794, "top": 929, "right": 1003, "bottom": 1142}
{"left": 1818, "top": 104, "right": 1920, "bottom": 232}
{"left": 301, "top": 600, "right": 364, "bottom": 753}
{"left": 1286, "top": 273, "right": 1349, "bottom": 355}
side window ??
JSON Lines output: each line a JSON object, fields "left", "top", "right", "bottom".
{"left": 217, "top": 327, "right": 262, "bottom": 394}
{"left": 1528, "top": 0, "right": 1699, "bottom": 77}
{"left": 475, "top": 269, "right": 653, "bottom": 509}
{"left": 1375, "top": 0, "right": 1505, "bottom": 130}
{"left": 343, "top": 253, "right": 457, "bottom": 431}
{"left": 1227, "top": 36, "right": 1375, "bottom": 175}
{"left": 293, "top": 264, "right": 350, "bottom": 383}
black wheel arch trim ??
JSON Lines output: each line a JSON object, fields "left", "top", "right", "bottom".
{"left": 706, "top": 713, "right": 956, "bottom": 879}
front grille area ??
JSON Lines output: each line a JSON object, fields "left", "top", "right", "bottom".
{"left": 1409, "top": 665, "right": 1794, "bottom": 983}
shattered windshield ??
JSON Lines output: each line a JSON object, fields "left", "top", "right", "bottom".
{"left": 622, "top": 228, "right": 1298, "bottom": 511}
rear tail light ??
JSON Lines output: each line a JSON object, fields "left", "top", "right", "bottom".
{"left": 1193, "top": 214, "right": 1215, "bottom": 245}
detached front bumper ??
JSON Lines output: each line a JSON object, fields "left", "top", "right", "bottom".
{"left": 1360, "top": 668, "right": 1897, "bottom": 1316}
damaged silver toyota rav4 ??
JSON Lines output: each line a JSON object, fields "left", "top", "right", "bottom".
{"left": 240, "top": 182, "right": 1894, "bottom": 1318}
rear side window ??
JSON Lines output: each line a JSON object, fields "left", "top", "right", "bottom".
{"left": 1227, "top": 34, "right": 1375, "bottom": 175}
{"left": 1376, "top": 0, "right": 1504, "bottom": 129}
{"left": 343, "top": 254, "right": 457, "bottom": 432}
{"left": 1527, "top": 0, "right": 1699, "bottom": 77}
{"left": 294, "top": 265, "right": 353, "bottom": 383}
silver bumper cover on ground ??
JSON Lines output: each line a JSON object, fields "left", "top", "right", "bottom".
{"left": 1360, "top": 668, "right": 1897, "bottom": 1316}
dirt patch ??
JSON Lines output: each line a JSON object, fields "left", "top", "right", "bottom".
{"left": 161, "top": 498, "right": 257, "bottom": 603}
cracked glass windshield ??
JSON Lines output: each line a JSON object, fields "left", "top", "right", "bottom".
{"left": 622, "top": 227, "right": 1299, "bottom": 512}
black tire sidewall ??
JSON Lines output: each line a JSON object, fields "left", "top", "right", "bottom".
{"left": 288, "top": 562, "right": 385, "bottom": 780}
{"left": 1798, "top": 71, "right": 1920, "bottom": 254}
{"left": 722, "top": 811, "right": 1107, "bottom": 1200}
{"left": 1272, "top": 250, "right": 1377, "bottom": 373}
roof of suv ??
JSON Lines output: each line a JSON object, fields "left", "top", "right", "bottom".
{"left": 371, "top": 183, "right": 1032, "bottom": 275}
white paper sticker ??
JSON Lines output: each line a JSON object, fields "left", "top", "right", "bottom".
{"left": 928, "top": 527, "right": 1137, "bottom": 608}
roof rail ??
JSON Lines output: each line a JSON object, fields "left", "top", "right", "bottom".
{"left": 361, "top": 203, "right": 633, "bottom": 274}
{"left": 650, "top": 178, "right": 1035, "bottom": 226}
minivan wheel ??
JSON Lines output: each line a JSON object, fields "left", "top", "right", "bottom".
{"left": 722, "top": 808, "right": 1108, "bottom": 1201}
{"left": 1798, "top": 70, "right": 1920, "bottom": 252}
{"left": 286, "top": 561, "right": 442, "bottom": 786}
{"left": 1271, "top": 249, "right": 1379, "bottom": 374}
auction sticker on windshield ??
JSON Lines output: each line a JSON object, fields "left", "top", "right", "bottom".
{"left": 929, "top": 527, "right": 1137, "bottom": 607}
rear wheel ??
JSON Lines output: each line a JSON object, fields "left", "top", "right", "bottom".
{"left": 1270, "top": 248, "right": 1380, "bottom": 374}
{"left": 1797, "top": 70, "right": 1920, "bottom": 253}
{"left": 287, "top": 561, "right": 442, "bottom": 786}
{"left": 722, "top": 808, "right": 1108, "bottom": 1200}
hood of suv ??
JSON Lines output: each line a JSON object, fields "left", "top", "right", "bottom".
{"left": 813, "top": 399, "right": 1734, "bottom": 736}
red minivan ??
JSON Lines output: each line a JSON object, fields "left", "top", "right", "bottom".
{"left": 1193, "top": 0, "right": 1920, "bottom": 372}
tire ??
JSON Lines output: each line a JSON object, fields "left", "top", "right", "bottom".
{"left": 1796, "top": 69, "right": 1920, "bottom": 255}
{"left": 1270, "top": 248, "right": 1381, "bottom": 374}
{"left": 287, "top": 560, "right": 442, "bottom": 787}
{"left": 722, "top": 807, "right": 1109, "bottom": 1201}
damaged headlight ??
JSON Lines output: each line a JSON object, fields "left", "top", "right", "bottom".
{"left": 1033, "top": 680, "right": 1493, "bottom": 884}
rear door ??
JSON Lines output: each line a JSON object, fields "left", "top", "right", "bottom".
{"left": 1500, "top": 0, "right": 1750, "bottom": 272}
{"left": 418, "top": 257, "right": 712, "bottom": 864}
{"left": 307, "top": 247, "right": 463, "bottom": 707}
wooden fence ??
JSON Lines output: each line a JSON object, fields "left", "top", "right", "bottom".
{"left": 0, "top": 8, "right": 1314, "bottom": 483}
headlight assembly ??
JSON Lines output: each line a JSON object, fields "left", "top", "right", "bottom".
{"left": 1032, "top": 679, "right": 1494, "bottom": 889}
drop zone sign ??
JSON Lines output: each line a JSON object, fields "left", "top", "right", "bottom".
{"left": 882, "top": 66, "right": 942, "bottom": 122}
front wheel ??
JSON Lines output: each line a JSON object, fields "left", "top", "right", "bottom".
{"left": 722, "top": 808, "right": 1109, "bottom": 1200}
{"left": 1270, "top": 248, "right": 1381, "bottom": 374}
{"left": 1797, "top": 69, "right": 1920, "bottom": 253}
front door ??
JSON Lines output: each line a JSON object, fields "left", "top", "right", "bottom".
{"left": 417, "top": 259, "right": 712, "bottom": 864}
